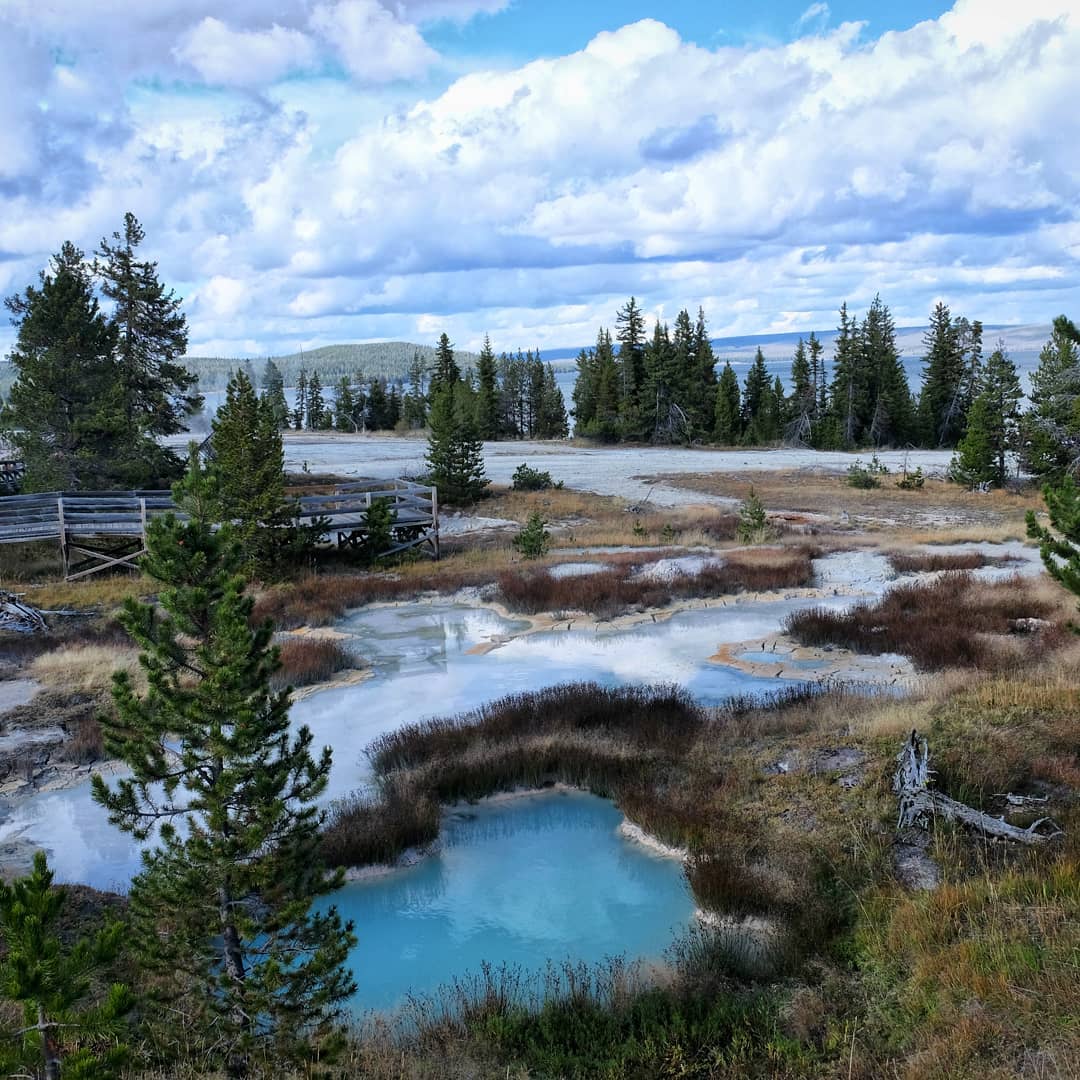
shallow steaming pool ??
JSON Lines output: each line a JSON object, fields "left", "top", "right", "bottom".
{"left": 0, "top": 597, "right": 848, "bottom": 890}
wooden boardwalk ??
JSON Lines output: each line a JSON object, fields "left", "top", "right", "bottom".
{"left": 0, "top": 479, "right": 439, "bottom": 579}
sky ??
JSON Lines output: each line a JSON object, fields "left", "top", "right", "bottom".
{"left": 1, "top": 0, "right": 1077, "bottom": 359}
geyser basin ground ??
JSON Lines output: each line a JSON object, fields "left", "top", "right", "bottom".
{"left": 0, "top": 590, "right": 881, "bottom": 889}
{"left": 319, "top": 789, "right": 696, "bottom": 1015}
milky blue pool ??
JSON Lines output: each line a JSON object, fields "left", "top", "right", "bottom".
{"left": 319, "top": 789, "right": 696, "bottom": 1015}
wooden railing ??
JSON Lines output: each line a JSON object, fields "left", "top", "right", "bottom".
{"left": 0, "top": 479, "right": 439, "bottom": 578}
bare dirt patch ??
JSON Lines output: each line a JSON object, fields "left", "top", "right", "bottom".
{"left": 657, "top": 470, "right": 1036, "bottom": 533}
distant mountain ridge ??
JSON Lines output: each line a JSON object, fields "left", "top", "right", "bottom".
{"left": 180, "top": 341, "right": 482, "bottom": 392}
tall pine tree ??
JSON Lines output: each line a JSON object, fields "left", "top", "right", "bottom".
{"left": 260, "top": 360, "right": 289, "bottom": 428}
{"left": 95, "top": 213, "right": 200, "bottom": 442}
{"left": 713, "top": 362, "right": 742, "bottom": 444}
{"left": 426, "top": 386, "right": 489, "bottom": 504}
{"left": 211, "top": 371, "right": 297, "bottom": 577}
{"left": 476, "top": 334, "right": 499, "bottom": 439}
{"left": 0, "top": 852, "right": 133, "bottom": 1080}
{"left": 3, "top": 243, "right": 128, "bottom": 491}
{"left": 92, "top": 455, "right": 355, "bottom": 1075}
{"left": 1019, "top": 315, "right": 1080, "bottom": 480}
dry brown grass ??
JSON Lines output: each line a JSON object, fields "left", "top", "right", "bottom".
{"left": 30, "top": 644, "right": 143, "bottom": 694}
{"left": 272, "top": 637, "right": 356, "bottom": 689}
{"left": 24, "top": 574, "right": 152, "bottom": 612}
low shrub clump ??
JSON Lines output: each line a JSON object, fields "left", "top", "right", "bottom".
{"left": 496, "top": 548, "right": 815, "bottom": 618}
{"left": 512, "top": 512, "right": 550, "bottom": 559}
{"left": 846, "top": 455, "right": 889, "bottom": 489}
{"left": 321, "top": 781, "right": 439, "bottom": 868}
{"left": 510, "top": 463, "right": 562, "bottom": 491}
{"left": 368, "top": 682, "right": 704, "bottom": 775}
{"left": 272, "top": 636, "right": 355, "bottom": 689}
{"left": 784, "top": 572, "right": 1059, "bottom": 671}
{"left": 887, "top": 549, "right": 1013, "bottom": 573}
{"left": 252, "top": 567, "right": 492, "bottom": 627}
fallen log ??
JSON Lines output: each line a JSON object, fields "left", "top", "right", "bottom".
{"left": 0, "top": 592, "right": 48, "bottom": 634}
{"left": 893, "top": 730, "right": 1063, "bottom": 845}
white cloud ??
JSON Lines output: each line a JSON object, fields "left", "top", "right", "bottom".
{"left": 1, "top": 0, "right": 1079, "bottom": 361}
{"left": 795, "top": 3, "right": 830, "bottom": 34}
{"left": 311, "top": 0, "right": 439, "bottom": 82}
{"left": 176, "top": 18, "right": 318, "bottom": 86}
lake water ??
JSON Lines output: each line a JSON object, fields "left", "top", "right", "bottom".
{"left": 323, "top": 789, "right": 696, "bottom": 1015}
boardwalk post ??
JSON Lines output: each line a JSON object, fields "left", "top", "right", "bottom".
{"left": 431, "top": 485, "right": 440, "bottom": 560}
{"left": 56, "top": 496, "right": 68, "bottom": 578}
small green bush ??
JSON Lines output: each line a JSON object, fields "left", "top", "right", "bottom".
{"left": 513, "top": 511, "right": 550, "bottom": 559}
{"left": 511, "top": 463, "right": 562, "bottom": 491}
{"left": 846, "top": 455, "right": 890, "bottom": 489}
{"left": 895, "top": 466, "right": 925, "bottom": 490}
{"left": 737, "top": 487, "right": 774, "bottom": 544}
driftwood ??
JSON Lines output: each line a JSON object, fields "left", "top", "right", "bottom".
{"left": 0, "top": 592, "right": 48, "bottom": 634}
{"left": 893, "top": 730, "right": 1063, "bottom": 845}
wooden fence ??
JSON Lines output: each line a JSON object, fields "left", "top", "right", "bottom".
{"left": 0, "top": 479, "right": 439, "bottom": 580}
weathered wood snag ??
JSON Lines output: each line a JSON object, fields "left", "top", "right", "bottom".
{"left": 893, "top": 730, "right": 1063, "bottom": 844}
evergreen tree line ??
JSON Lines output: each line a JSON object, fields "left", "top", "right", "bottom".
{"left": 253, "top": 332, "right": 568, "bottom": 440}
{"left": 569, "top": 296, "right": 1079, "bottom": 483}
{"left": 2, "top": 215, "right": 201, "bottom": 491}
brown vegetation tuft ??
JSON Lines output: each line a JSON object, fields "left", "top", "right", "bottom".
{"left": 887, "top": 550, "right": 1016, "bottom": 573}
{"left": 272, "top": 636, "right": 356, "bottom": 689}
{"left": 784, "top": 572, "right": 1060, "bottom": 671}
{"left": 495, "top": 548, "right": 816, "bottom": 618}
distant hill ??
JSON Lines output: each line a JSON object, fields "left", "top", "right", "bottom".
{"left": 180, "top": 341, "right": 481, "bottom": 392}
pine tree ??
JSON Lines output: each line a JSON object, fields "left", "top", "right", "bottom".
{"left": 828, "top": 303, "right": 865, "bottom": 448}
{"left": 403, "top": 350, "right": 428, "bottom": 428}
{"left": 476, "top": 334, "right": 499, "bottom": 439}
{"left": 387, "top": 382, "right": 402, "bottom": 429}
{"left": 582, "top": 330, "right": 620, "bottom": 441}
{"left": 430, "top": 333, "right": 461, "bottom": 396}
{"left": 741, "top": 348, "right": 772, "bottom": 443}
{"left": 293, "top": 368, "right": 308, "bottom": 430}
{"left": 950, "top": 348, "right": 1021, "bottom": 489}
{"left": 1019, "top": 316, "right": 1080, "bottom": 480}
{"left": 571, "top": 346, "right": 598, "bottom": 434}
{"left": 807, "top": 332, "right": 827, "bottom": 425}
{"left": 425, "top": 386, "right": 489, "bottom": 504}
{"left": 95, "top": 212, "right": 200, "bottom": 469}
{"left": 306, "top": 370, "right": 326, "bottom": 430}
{"left": 513, "top": 511, "right": 550, "bottom": 559}
{"left": 210, "top": 372, "right": 296, "bottom": 577}
{"left": 3, "top": 242, "right": 129, "bottom": 491}
{"left": 0, "top": 852, "right": 134, "bottom": 1080}
{"left": 787, "top": 338, "right": 814, "bottom": 444}
{"left": 539, "top": 364, "right": 569, "bottom": 439}
{"left": 949, "top": 395, "right": 996, "bottom": 489}
{"left": 863, "top": 295, "right": 913, "bottom": 446}
{"left": 333, "top": 376, "right": 357, "bottom": 431}
{"left": 1027, "top": 472, "right": 1080, "bottom": 623}
{"left": 615, "top": 297, "right": 647, "bottom": 440}
{"left": 92, "top": 456, "right": 356, "bottom": 1075}
{"left": 918, "top": 301, "right": 966, "bottom": 447}
{"left": 261, "top": 360, "right": 289, "bottom": 428}
{"left": 691, "top": 307, "right": 718, "bottom": 434}
{"left": 713, "top": 362, "right": 742, "bottom": 444}
{"left": 365, "top": 378, "right": 388, "bottom": 430}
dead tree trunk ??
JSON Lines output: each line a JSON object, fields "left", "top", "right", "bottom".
{"left": 893, "top": 731, "right": 1063, "bottom": 845}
